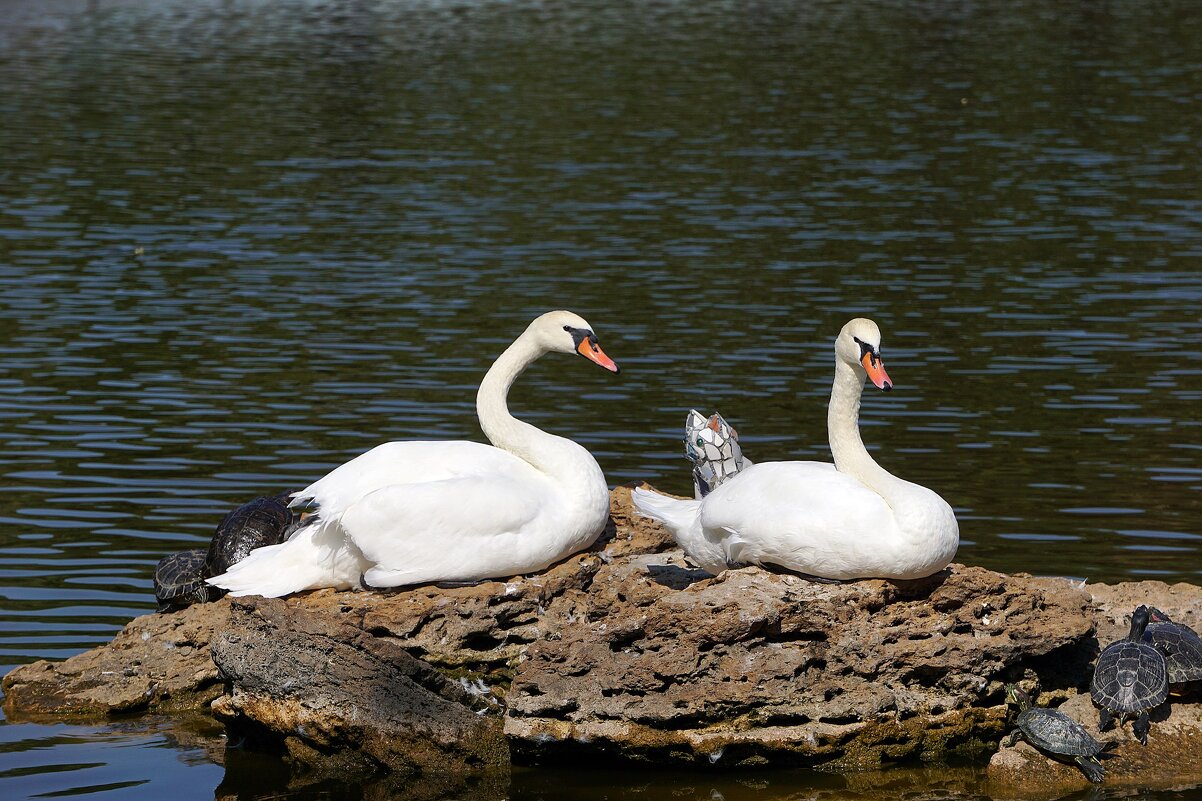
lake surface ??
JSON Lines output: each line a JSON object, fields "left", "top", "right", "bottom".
{"left": 1, "top": 0, "right": 1201, "bottom": 798}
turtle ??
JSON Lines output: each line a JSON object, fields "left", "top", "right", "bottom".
{"left": 1002, "top": 685, "right": 1108, "bottom": 783}
{"left": 153, "top": 494, "right": 298, "bottom": 612}
{"left": 1090, "top": 604, "right": 1169, "bottom": 744}
{"left": 204, "top": 493, "right": 297, "bottom": 576}
{"left": 1143, "top": 606, "right": 1202, "bottom": 686}
{"left": 154, "top": 548, "right": 223, "bottom": 611}
{"left": 684, "top": 409, "right": 751, "bottom": 498}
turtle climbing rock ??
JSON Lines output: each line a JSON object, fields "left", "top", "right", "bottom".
{"left": 1090, "top": 604, "right": 1169, "bottom": 745}
{"left": 1144, "top": 606, "right": 1202, "bottom": 686}
{"left": 1003, "top": 685, "right": 1109, "bottom": 783}
{"left": 204, "top": 493, "right": 297, "bottom": 576}
{"left": 153, "top": 548, "right": 222, "bottom": 611}
{"left": 153, "top": 494, "right": 298, "bottom": 612}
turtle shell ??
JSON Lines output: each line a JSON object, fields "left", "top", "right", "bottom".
{"left": 1017, "top": 707, "right": 1105, "bottom": 757}
{"left": 1144, "top": 621, "right": 1202, "bottom": 683}
{"left": 204, "top": 494, "right": 296, "bottom": 577}
{"left": 1090, "top": 639, "right": 1169, "bottom": 713}
{"left": 154, "top": 549, "right": 222, "bottom": 610}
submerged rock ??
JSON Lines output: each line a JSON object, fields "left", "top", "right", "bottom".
{"left": 4, "top": 485, "right": 1202, "bottom": 789}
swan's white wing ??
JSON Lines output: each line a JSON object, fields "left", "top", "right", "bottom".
{"left": 342, "top": 473, "right": 555, "bottom": 587}
{"left": 700, "top": 461, "right": 897, "bottom": 579}
{"left": 293, "top": 440, "right": 537, "bottom": 514}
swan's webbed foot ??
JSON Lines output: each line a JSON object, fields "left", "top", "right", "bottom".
{"left": 435, "top": 579, "right": 487, "bottom": 589}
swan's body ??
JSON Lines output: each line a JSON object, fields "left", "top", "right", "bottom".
{"left": 208, "top": 311, "right": 619, "bottom": 597}
{"left": 634, "top": 318, "right": 958, "bottom": 580}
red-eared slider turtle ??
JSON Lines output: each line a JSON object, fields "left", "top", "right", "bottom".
{"left": 204, "top": 493, "right": 297, "bottom": 576}
{"left": 1090, "top": 605, "right": 1168, "bottom": 744}
{"left": 1144, "top": 606, "right": 1202, "bottom": 686}
{"left": 684, "top": 410, "right": 751, "bottom": 498}
{"left": 153, "top": 494, "right": 297, "bottom": 612}
{"left": 154, "top": 548, "right": 222, "bottom": 611}
{"left": 1003, "top": 685, "right": 1108, "bottom": 783}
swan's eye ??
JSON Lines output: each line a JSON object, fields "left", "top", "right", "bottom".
{"left": 696, "top": 437, "right": 704, "bottom": 447}
{"left": 853, "top": 336, "right": 879, "bottom": 366}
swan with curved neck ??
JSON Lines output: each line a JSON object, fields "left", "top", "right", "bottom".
{"left": 208, "top": 310, "right": 619, "bottom": 597}
{"left": 633, "top": 318, "right": 958, "bottom": 580}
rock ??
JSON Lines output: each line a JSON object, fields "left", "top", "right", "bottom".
{"left": 987, "top": 691, "right": 1202, "bottom": 798}
{"left": 2, "top": 599, "right": 232, "bottom": 719}
{"left": 504, "top": 560, "right": 1094, "bottom": 768}
{"left": 1089, "top": 580, "right": 1202, "bottom": 646}
{"left": 4, "top": 485, "right": 1201, "bottom": 784}
{"left": 210, "top": 596, "right": 508, "bottom": 779}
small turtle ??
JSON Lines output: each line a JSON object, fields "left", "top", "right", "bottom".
{"left": 684, "top": 409, "right": 751, "bottom": 498}
{"left": 1090, "top": 605, "right": 1169, "bottom": 744}
{"left": 1143, "top": 606, "right": 1202, "bottom": 686}
{"left": 204, "top": 493, "right": 297, "bottom": 576}
{"left": 1002, "top": 685, "right": 1108, "bottom": 783}
{"left": 154, "top": 548, "right": 222, "bottom": 611}
{"left": 153, "top": 494, "right": 297, "bottom": 613}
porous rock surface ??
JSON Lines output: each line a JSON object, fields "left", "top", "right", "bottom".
{"left": 1, "top": 599, "right": 231, "bottom": 718}
{"left": 4, "top": 485, "right": 1200, "bottom": 787}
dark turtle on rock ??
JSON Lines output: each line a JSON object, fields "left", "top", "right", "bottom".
{"left": 1090, "top": 605, "right": 1169, "bottom": 745}
{"left": 1003, "top": 685, "right": 1108, "bottom": 783}
{"left": 1143, "top": 606, "right": 1202, "bottom": 686}
{"left": 153, "top": 494, "right": 298, "bottom": 612}
{"left": 154, "top": 548, "right": 222, "bottom": 611}
{"left": 204, "top": 493, "right": 297, "bottom": 576}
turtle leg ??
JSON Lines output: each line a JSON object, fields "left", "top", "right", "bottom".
{"left": 1133, "top": 711, "right": 1151, "bottom": 745}
{"left": 1002, "top": 729, "right": 1021, "bottom": 748}
{"left": 1075, "top": 756, "right": 1105, "bottom": 783}
{"left": 1097, "top": 709, "right": 1114, "bottom": 732}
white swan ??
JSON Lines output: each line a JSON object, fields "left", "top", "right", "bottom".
{"left": 208, "top": 310, "right": 619, "bottom": 597}
{"left": 633, "top": 318, "right": 958, "bottom": 580}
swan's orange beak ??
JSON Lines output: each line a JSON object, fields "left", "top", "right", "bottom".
{"left": 861, "top": 351, "right": 892, "bottom": 391}
{"left": 578, "top": 337, "right": 620, "bottom": 373}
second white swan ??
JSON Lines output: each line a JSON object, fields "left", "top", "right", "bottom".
{"left": 208, "top": 310, "right": 619, "bottom": 597}
{"left": 633, "top": 318, "right": 958, "bottom": 580}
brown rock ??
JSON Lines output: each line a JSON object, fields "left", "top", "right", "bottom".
{"left": 504, "top": 561, "right": 1094, "bottom": 768}
{"left": 1089, "top": 580, "right": 1202, "bottom": 646}
{"left": 2, "top": 598, "right": 232, "bottom": 719}
{"left": 210, "top": 596, "right": 508, "bottom": 777}
{"left": 4, "top": 485, "right": 1202, "bottom": 784}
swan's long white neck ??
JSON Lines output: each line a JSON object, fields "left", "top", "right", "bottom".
{"left": 475, "top": 328, "right": 602, "bottom": 485}
{"left": 827, "top": 358, "right": 910, "bottom": 510}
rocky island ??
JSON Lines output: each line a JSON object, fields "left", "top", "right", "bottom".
{"left": 4, "top": 486, "right": 1201, "bottom": 798}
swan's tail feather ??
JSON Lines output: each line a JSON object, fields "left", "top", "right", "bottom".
{"left": 206, "top": 517, "right": 363, "bottom": 597}
{"left": 631, "top": 486, "right": 701, "bottom": 540}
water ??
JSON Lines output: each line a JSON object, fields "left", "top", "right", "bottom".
{"left": 1, "top": 0, "right": 1201, "bottom": 798}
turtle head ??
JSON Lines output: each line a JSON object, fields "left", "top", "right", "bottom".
{"left": 1129, "top": 605, "right": 1152, "bottom": 640}
{"left": 1146, "top": 606, "right": 1172, "bottom": 624}
{"left": 1005, "top": 684, "right": 1031, "bottom": 711}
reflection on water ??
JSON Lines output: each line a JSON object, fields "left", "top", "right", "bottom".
{"left": 1, "top": 0, "right": 1201, "bottom": 798}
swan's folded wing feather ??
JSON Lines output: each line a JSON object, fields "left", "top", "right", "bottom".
{"left": 340, "top": 474, "right": 547, "bottom": 587}
{"left": 292, "top": 440, "right": 535, "bottom": 513}
{"left": 700, "top": 461, "right": 894, "bottom": 574}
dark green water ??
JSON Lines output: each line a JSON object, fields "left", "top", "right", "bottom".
{"left": 1, "top": 0, "right": 1201, "bottom": 798}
